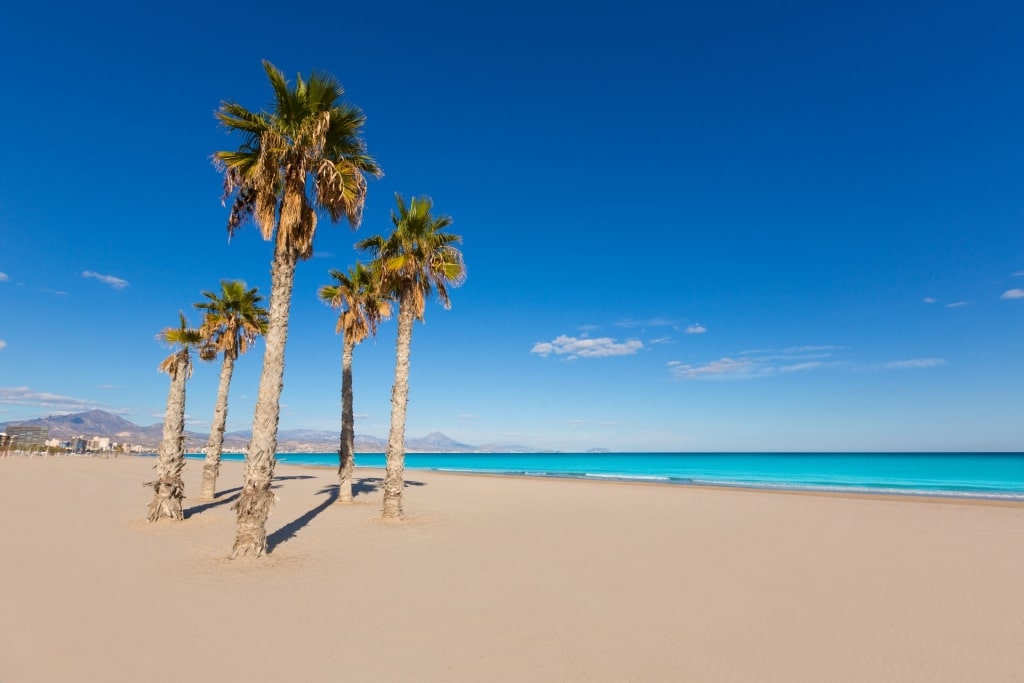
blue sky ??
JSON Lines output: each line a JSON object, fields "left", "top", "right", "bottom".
{"left": 1, "top": 1, "right": 1022, "bottom": 451}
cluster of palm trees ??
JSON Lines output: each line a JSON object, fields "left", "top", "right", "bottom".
{"left": 145, "top": 60, "right": 465, "bottom": 560}
{"left": 145, "top": 282, "right": 267, "bottom": 521}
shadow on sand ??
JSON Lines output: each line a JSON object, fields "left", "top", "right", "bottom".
{"left": 266, "top": 485, "right": 339, "bottom": 553}
{"left": 351, "top": 476, "right": 426, "bottom": 499}
{"left": 183, "top": 486, "right": 243, "bottom": 518}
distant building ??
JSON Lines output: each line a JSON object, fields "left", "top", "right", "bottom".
{"left": 88, "top": 436, "right": 111, "bottom": 451}
{"left": 5, "top": 425, "right": 48, "bottom": 451}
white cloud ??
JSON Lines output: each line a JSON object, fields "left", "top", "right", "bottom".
{"left": 1000, "top": 289, "right": 1024, "bottom": 300}
{"left": 0, "top": 386, "right": 108, "bottom": 412}
{"left": 946, "top": 301, "right": 970, "bottom": 308}
{"left": 41, "top": 288, "right": 67, "bottom": 296}
{"left": 531, "top": 335, "right": 643, "bottom": 359}
{"left": 0, "top": 272, "right": 8, "bottom": 282}
{"left": 779, "top": 361, "right": 829, "bottom": 373}
{"left": 615, "top": 317, "right": 677, "bottom": 329}
{"left": 668, "top": 357, "right": 755, "bottom": 380}
{"left": 0, "top": 340, "right": 6, "bottom": 351}
{"left": 1013, "top": 271, "right": 1024, "bottom": 277}
{"left": 82, "top": 270, "right": 129, "bottom": 290}
{"left": 685, "top": 323, "right": 707, "bottom": 334}
{"left": 648, "top": 337, "right": 672, "bottom": 345}
{"left": 97, "top": 384, "right": 121, "bottom": 390}
{"left": 459, "top": 414, "right": 477, "bottom": 420}
{"left": 923, "top": 297, "right": 937, "bottom": 304}
{"left": 883, "top": 358, "right": 946, "bottom": 370}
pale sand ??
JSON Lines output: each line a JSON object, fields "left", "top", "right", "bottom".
{"left": 1, "top": 456, "right": 1022, "bottom": 682}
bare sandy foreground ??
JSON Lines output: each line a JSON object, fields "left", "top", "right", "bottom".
{"left": 1, "top": 456, "right": 1021, "bottom": 682}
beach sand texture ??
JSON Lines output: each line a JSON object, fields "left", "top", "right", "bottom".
{"left": 1, "top": 455, "right": 1021, "bottom": 682}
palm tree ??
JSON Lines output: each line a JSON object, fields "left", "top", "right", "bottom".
{"left": 319, "top": 262, "right": 392, "bottom": 502}
{"left": 357, "top": 194, "right": 465, "bottom": 518}
{"left": 213, "top": 60, "right": 381, "bottom": 558}
{"left": 145, "top": 312, "right": 203, "bottom": 522}
{"left": 194, "top": 280, "right": 269, "bottom": 501}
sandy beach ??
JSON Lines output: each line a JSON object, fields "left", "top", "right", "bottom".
{"left": 1, "top": 455, "right": 1021, "bottom": 682}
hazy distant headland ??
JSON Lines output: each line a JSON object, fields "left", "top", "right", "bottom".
{"left": 0, "top": 409, "right": 546, "bottom": 453}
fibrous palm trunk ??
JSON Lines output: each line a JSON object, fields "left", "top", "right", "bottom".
{"left": 200, "top": 352, "right": 236, "bottom": 501}
{"left": 146, "top": 352, "right": 189, "bottom": 521}
{"left": 382, "top": 298, "right": 414, "bottom": 518}
{"left": 338, "top": 337, "right": 356, "bottom": 502}
{"left": 231, "top": 242, "right": 294, "bottom": 558}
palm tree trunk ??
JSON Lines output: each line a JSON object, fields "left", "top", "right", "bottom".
{"left": 231, "top": 242, "right": 294, "bottom": 558}
{"left": 382, "top": 299, "right": 415, "bottom": 518}
{"left": 146, "top": 352, "right": 189, "bottom": 521}
{"left": 200, "top": 353, "right": 236, "bottom": 501}
{"left": 338, "top": 337, "right": 356, "bottom": 502}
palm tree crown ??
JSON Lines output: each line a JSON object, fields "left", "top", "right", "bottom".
{"left": 318, "top": 261, "right": 392, "bottom": 345}
{"left": 357, "top": 194, "right": 466, "bottom": 317}
{"left": 195, "top": 280, "right": 269, "bottom": 360}
{"left": 156, "top": 312, "right": 204, "bottom": 378}
{"left": 213, "top": 59, "right": 382, "bottom": 253}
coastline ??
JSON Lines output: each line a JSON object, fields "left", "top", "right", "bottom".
{"left": 2, "top": 455, "right": 1022, "bottom": 682}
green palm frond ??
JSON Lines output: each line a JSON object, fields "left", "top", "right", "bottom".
{"left": 213, "top": 60, "right": 380, "bottom": 252}
{"left": 156, "top": 312, "right": 204, "bottom": 378}
{"left": 358, "top": 193, "right": 465, "bottom": 321}
{"left": 319, "top": 261, "right": 392, "bottom": 342}
{"left": 194, "top": 280, "right": 268, "bottom": 360}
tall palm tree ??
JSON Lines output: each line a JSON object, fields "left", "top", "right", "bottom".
{"left": 319, "top": 262, "right": 392, "bottom": 502}
{"left": 357, "top": 194, "right": 465, "bottom": 518}
{"left": 145, "top": 312, "right": 203, "bottom": 522}
{"left": 214, "top": 61, "right": 381, "bottom": 557}
{"left": 194, "top": 280, "right": 269, "bottom": 501}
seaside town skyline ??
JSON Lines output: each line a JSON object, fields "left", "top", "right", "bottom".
{"left": 2, "top": 2, "right": 1023, "bottom": 452}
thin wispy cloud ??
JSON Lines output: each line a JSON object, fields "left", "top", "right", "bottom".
{"left": 946, "top": 301, "right": 970, "bottom": 308}
{"left": 923, "top": 297, "right": 937, "bottom": 304}
{"left": 82, "top": 270, "right": 129, "bottom": 290}
{"left": 615, "top": 316, "right": 678, "bottom": 329}
{"left": 685, "top": 323, "right": 707, "bottom": 334}
{"left": 0, "top": 340, "right": 6, "bottom": 351}
{"left": 531, "top": 335, "right": 643, "bottom": 359}
{"left": 669, "top": 347, "right": 944, "bottom": 381}
{"left": 883, "top": 358, "right": 946, "bottom": 370}
{"left": 648, "top": 337, "right": 672, "bottom": 345}
{"left": 97, "top": 384, "right": 122, "bottom": 390}
{"left": 0, "top": 386, "right": 108, "bottom": 412}
{"left": 1013, "top": 271, "right": 1024, "bottom": 277}
{"left": 460, "top": 414, "right": 478, "bottom": 420}
{"left": 668, "top": 357, "right": 755, "bottom": 380}
{"left": 41, "top": 288, "right": 67, "bottom": 296}
{"left": 0, "top": 272, "right": 8, "bottom": 282}
{"left": 1000, "top": 289, "right": 1024, "bottom": 300}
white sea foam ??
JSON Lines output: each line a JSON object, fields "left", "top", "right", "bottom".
{"left": 584, "top": 473, "right": 671, "bottom": 481}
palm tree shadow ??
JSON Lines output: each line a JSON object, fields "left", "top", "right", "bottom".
{"left": 266, "top": 485, "right": 339, "bottom": 553}
{"left": 350, "top": 477, "right": 426, "bottom": 498}
{"left": 183, "top": 486, "right": 243, "bottom": 518}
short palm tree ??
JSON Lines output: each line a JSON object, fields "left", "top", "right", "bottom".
{"left": 357, "top": 194, "right": 465, "bottom": 518}
{"left": 214, "top": 60, "right": 381, "bottom": 557}
{"left": 319, "top": 262, "right": 392, "bottom": 502}
{"left": 145, "top": 312, "right": 203, "bottom": 522}
{"left": 194, "top": 280, "right": 269, "bottom": 501}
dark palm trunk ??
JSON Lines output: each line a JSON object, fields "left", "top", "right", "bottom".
{"left": 338, "top": 337, "right": 356, "bottom": 502}
{"left": 231, "top": 241, "right": 294, "bottom": 558}
{"left": 146, "top": 352, "right": 189, "bottom": 521}
{"left": 382, "top": 298, "right": 414, "bottom": 518}
{"left": 200, "top": 352, "right": 236, "bottom": 500}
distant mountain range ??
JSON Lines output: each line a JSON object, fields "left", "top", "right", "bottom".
{"left": 0, "top": 409, "right": 544, "bottom": 453}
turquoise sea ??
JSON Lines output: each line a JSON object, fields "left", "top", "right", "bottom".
{"left": 185, "top": 452, "right": 1024, "bottom": 501}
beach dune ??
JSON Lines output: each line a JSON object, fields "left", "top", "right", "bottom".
{"left": 0, "top": 455, "right": 1021, "bottom": 682}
